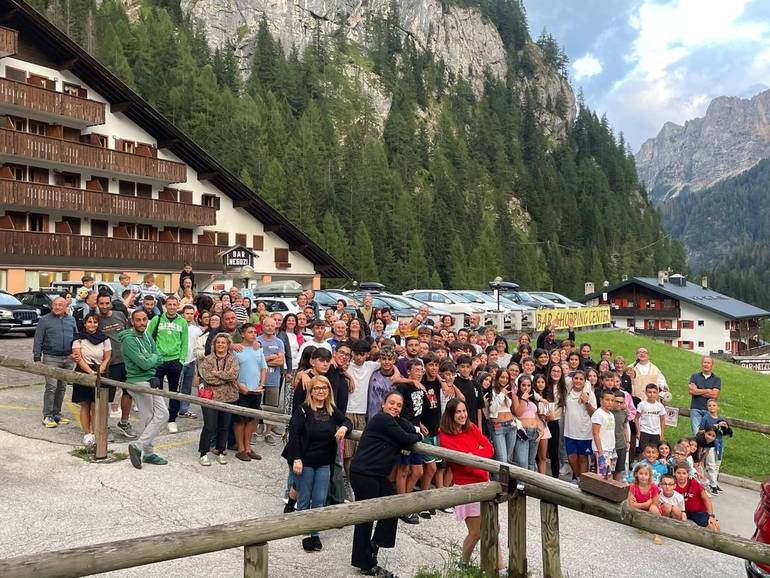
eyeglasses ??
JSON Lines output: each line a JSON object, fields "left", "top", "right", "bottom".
{"left": 311, "top": 387, "right": 329, "bottom": 392}
{"left": 336, "top": 351, "right": 352, "bottom": 358}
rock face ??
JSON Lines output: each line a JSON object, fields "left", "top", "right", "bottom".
{"left": 636, "top": 89, "right": 770, "bottom": 204}
{"left": 181, "top": 0, "right": 575, "bottom": 139}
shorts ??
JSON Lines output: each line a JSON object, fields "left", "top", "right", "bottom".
{"left": 108, "top": 363, "right": 131, "bottom": 398}
{"left": 687, "top": 511, "right": 710, "bottom": 527}
{"left": 454, "top": 501, "right": 481, "bottom": 521}
{"left": 235, "top": 392, "right": 261, "bottom": 422}
{"left": 565, "top": 437, "right": 592, "bottom": 456}
{"left": 399, "top": 451, "right": 424, "bottom": 466}
{"left": 421, "top": 435, "right": 442, "bottom": 464}
{"left": 595, "top": 449, "right": 618, "bottom": 478}
{"left": 262, "top": 386, "right": 279, "bottom": 407}
{"left": 343, "top": 413, "right": 367, "bottom": 459}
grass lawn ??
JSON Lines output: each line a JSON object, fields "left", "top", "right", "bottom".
{"left": 571, "top": 329, "right": 770, "bottom": 481}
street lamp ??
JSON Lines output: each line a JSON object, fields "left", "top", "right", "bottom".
{"left": 241, "top": 265, "right": 254, "bottom": 292}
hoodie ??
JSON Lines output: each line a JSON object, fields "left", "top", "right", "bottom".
{"left": 118, "top": 328, "right": 162, "bottom": 383}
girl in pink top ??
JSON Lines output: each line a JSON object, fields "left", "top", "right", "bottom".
{"left": 628, "top": 462, "right": 663, "bottom": 544}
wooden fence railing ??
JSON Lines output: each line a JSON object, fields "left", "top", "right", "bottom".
{"left": 0, "top": 355, "right": 768, "bottom": 578}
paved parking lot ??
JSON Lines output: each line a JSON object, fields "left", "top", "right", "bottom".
{"left": 0, "top": 336, "right": 40, "bottom": 388}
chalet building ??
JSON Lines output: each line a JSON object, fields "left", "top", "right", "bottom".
{"left": 0, "top": 1, "right": 348, "bottom": 294}
{"left": 582, "top": 273, "right": 770, "bottom": 355}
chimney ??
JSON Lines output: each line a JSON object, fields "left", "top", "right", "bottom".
{"left": 622, "top": 274, "right": 628, "bottom": 281}
{"left": 584, "top": 282, "right": 595, "bottom": 295}
{"left": 701, "top": 276, "right": 708, "bottom": 289}
{"left": 657, "top": 270, "right": 668, "bottom": 286}
{"left": 670, "top": 273, "right": 686, "bottom": 287}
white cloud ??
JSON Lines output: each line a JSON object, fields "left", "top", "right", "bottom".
{"left": 572, "top": 53, "right": 603, "bottom": 80}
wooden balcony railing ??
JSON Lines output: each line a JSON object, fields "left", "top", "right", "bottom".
{"left": 0, "top": 78, "right": 105, "bottom": 126}
{"left": 0, "top": 230, "right": 222, "bottom": 269}
{"left": 612, "top": 307, "right": 680, "bottom": 319}
{"left": 634, "top": 328, "right": 681, "bottom": 339}
{"left": 0, "top": 179, "right": 216, "bottom": 226}
{"left": 731, "top": 328, "right": 760, "bottom": 340}
{"left": 0, "top": 26, "right": 16, "bottom": 56}
{"left": 0, "top": 128, "right": 186, "bottom": 183}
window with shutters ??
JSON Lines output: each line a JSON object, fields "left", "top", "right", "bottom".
{"left": 626, "top": 319, "right": 634, "bottom": 328}
{"left": 28, "top": 120, "right": 47, "bottom": 136}
{"left": 5, "top": 67, "right": 26, "bottom": 82}
{"left": 202, "top": 194, "right": 220, "bottom": 209}
{"left": 275, "top": 248, "right": 289, "bottom": 262}
{"left": 62, "top": 83, "right": 86, "bottom": 98}
{"left": 698, "top": 341, "right": 704, "bottom": 348}
{"left": 216, "top": 232, "right": 230, "bottom": 246}
{"left": 8, "top": 164, "right": 25, "bottom": 181}
{"left": 252, "top": 235, "right": 264, "bottom": 251}
{"left": 91, "top": 220, "right": 108, "bottom": 237}
{"left": 62, "top": 217, "right": 81, "bottom": 235}
{"left": 178, "top": 189, "right": 193, "bottom": 204}
{"left": 31, "top": 167, "right": 49, "bottom": 184}
{"left": 681, "top": 320, "right": 694, "bottom": 329}
{"left": 9, "top": 116, "right": 26, "bottom": 131}
{"left": 121, "top": 140, "right": 136, "bottom": 154}
{"left": 697, "top": 320, "right": 704, "bottom": 327}
{"left": 235, "top": 233, "right": 247, "bottom": 246}
{"left": 135, "top": 224, "right": 152, "bottom": 240}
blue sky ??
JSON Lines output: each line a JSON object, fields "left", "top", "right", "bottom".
{"left": 526, "top": 0, "right": 770, "bottom": 150}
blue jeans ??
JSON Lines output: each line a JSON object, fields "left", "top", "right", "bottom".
{"left": 690, "top": 408, "right": 706, "bottom": 435}
{"left": 491, "top": 421, "right": 515, "bottom": 464}
{"left": 296, "top": 464, "right": 331, "bottom": 536}
{"left": 513, "top": 427, "right": 539, "bottom": 471}
{"left": 179, "top": 361, "right": 196, "bottom": 415}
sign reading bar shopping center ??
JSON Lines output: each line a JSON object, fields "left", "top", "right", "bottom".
{"left": 535, "top": 306, "right": 612, "bottom": 331}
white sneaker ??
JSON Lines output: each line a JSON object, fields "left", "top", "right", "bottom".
{"left": 199, "top": 455, "right": 211, "bottom": 466}
{"left": 83, "top": 433, "right": 96, "bottom": 447}
{"left": 167, "top": 422, "right": 178, "bottom": 434}
{"left": 218, "top": 453, "right": 227, "bottom": 465}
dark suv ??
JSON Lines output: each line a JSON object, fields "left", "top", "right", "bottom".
{"left": 0, "top": 291, "right": 39, "bottom": 336}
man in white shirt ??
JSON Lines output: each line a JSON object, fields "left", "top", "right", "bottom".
{"left": 178, "top": 305, "right": 202, "bottom": 419}
{"left": 299, "top": 320, "right": 333, "bottom": 357}
{"left": 381, "top": 308, "right": 399, "bottom": 339}
{"left": 630, "top": 347, "right": 668, "bottom": 401}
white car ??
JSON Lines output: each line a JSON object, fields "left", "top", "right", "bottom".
{"left": 251, "top": 296, "right": 300, "bottom": 316}
{"left": 403, "top": 290, "right": 487, "bottom": 318}
{"left": 530, "top": 291, "right": 585, "bottom": 308}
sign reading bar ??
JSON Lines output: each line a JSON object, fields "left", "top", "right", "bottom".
{"left": 221, "top": 246, "right": 255, "bottom": 269}
{"left": 535, "top": 305, "right": 612, "bottom": 331}
{"left": 735, "top": 358, "right": 770, "bottom": 374}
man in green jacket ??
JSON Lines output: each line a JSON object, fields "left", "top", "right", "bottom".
{"left": 119, "top": 309, "right": 167, "bottom": 468}
{"left": 146, "top": 295, "right": 188, "bottom": 434}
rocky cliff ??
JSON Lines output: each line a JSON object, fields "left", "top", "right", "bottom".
{"left": 181, "top": 0, "right": 575, "bottom": 139}
{"left": 635, "top": 89, "right": 770, "bottom": 204}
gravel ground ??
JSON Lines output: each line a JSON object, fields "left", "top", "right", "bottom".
{"left": 0, "top": 419, "right": 753, "bottom": 578}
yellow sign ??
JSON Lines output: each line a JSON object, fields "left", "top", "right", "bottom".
{"left": 535, "top": 306, "right": 611, "bottom": 331}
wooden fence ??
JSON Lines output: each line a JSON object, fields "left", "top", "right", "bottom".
{"left": 0, "top": 355, "right": 769, "bottom": 578}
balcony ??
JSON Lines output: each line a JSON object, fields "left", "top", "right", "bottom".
{"left": 730, "top": 328, "right": 760, "bottom": 340}
{"left": 0, "top": 78, "right": 105, "bottom": 127}
{"left": 612, "top": 307, "right": 679, "bottom": 319}
{"left": 0, "top": 128, "right": 186, "bottom": 184}
{"left": 0, "top": 26, "right": 16, "bottom": 57}
{"left": 0, "top": 230, "right": 222, "bottom": 270}
{"left": 634, "top": 328, "right": 681, "bottom": 339}
{"left": 0, "top": 179, "right": 217, "bottom": 226}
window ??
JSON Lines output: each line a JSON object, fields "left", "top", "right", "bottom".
{"left": 28, "top": 120, "right": 47, "bottom": 136}
{"left": 5, "top": 67, "right": 26, "bottom": 82}
{"left": 626, "top": 319, "right": 634, "bottom": 328}
{"left": 681, "top": 320, "right": 694, "bottom": 329}
{"left": 725, "top": 321, "right": 730, "bottom": 330}
{"left": 120, "top": 140, "right": 136, "bottom": 154}
{"left": 61, "top": 172, "right": 79, "bottom": 188}
{"left": 9, "top": 116, "right": 26, "bottom": 132}
{"left": 202, "top": 194, "right": 220, "bottom": 210}
{"left": 136, "top": 183, "right": 152, "bottom": 198}
{"left": 235, "top": 233, "right": 247, "bottom": 246}
{"left": 91, "top": 220, "right": 108, "bottom": 237}
{"left": 135, "top": 225, "right": 152, "bottom": 240}
{"left": 275, "top": 248, "right": 289, "bottom": 263}
{"left": 27, "top": 74, "right": 55, "bottom": 90}
{"left": 252, "top": 235, "right": 264, "bottom": 251}
{"left": 30, "top": 167, "right": 49, "bottom": 184}
{"left": 698, "top": 341, "right": 705, "bottom": 348}
{"left": 8, "top": 164, "right": 25, "bottom": 181}
{"left": 62, "top": 83, "right": 86, "bottom": 98}
{"left": 179, "top": 228, "right": 193, "bottom": 243}
{"left": 216, "top": 232, "right": 229, "bottom": 246}
{"left": 697, "top": 320, "right": 704, "bottom": 327}
{"left": 28, "top": 213, "right": 46, "bottom": 232}
{"left": 119, "top": 180, "right": 135, "bottom": 196}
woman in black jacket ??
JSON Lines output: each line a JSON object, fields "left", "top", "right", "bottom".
{"left": 282, "top": 374, "right": 352, "bottom": 552}
{"left": 350, "top": 391, "right": 423, "bottom": 576}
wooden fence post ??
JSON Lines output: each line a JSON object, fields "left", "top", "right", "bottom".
{"left": 93, "top": 373, "right": 108, "bottom": 460}
{"left": 540, "top": 501, "right": 561, "bottom": 578}
{"left": 508, "top": 493, "right": 527, "bottom": 578}
{"left": 480, "top": 500, "right": 499, "bottom": 577}
{"left": 243, "top": 543, "right": 267, "bottom": 578}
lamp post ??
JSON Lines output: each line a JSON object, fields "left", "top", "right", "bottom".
{"left": 241, "top": 265, "right": 254, "bottom": 292}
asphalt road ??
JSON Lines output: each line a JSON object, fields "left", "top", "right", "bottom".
{"left": 0, "top": 339, "right": 760, "bottom": 578}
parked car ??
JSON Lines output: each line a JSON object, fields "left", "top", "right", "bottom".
{"left": 14, "top": 290, "right": 57, "bottom": 316}
{"left": 252, "top": 296, "right": 300, "bottom": 316}
{"left": 0, "top": 291, "right": 39, "bottom": 336}
{"left": 747, "top": 477, "right": 770, "bottom": 577}
{"left": 391, "top": 293, "right": 453, "bottom": 320}
{"left": 530, "top": 293, "right": 568, "bottom": 309}
{"left": 313, "top": 290, "right": 358, "bottom": 317}
{"left": 48, "top": 280, "right": 115, "bottom": 297}
{"left": 483, "top": 285, "right": 555, "bottom": 310}
{"left": 403, "top": 290, "right": 487, "bottom": 318}
{"left": 350, "top": 292, "right": 417, "bottom": 320}
{"left": 530, "top": 291, "right": 584, "bottom": 308}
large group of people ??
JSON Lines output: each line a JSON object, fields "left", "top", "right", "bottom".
{"left": 30, "top": 266, "right": 732, "bottom": 576}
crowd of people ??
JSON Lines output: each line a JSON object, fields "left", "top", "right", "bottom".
{"left": 30, "top": 267, "right": 732, "bottom": 576}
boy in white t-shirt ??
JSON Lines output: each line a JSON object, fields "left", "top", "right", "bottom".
{"left": 591, "top": 389, "right": 617, "bottom": 479}
{"left": 564, "top": 371, "right": 597, "bottom": 479}
{"left": 634, "top": 383, "right": 667, "bottom": 453}
{"left": 658, "top": 473, "right": 686, "bottom": 520}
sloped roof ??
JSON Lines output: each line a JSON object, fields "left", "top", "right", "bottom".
{"left": 1, "top": 0, "right": 350, "bottom": 279}
{"left": 582, "top": 277, "right": 770, "bottom": 320}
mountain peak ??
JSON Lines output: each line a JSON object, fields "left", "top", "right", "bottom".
{"left": 636, "top": 88, "right": 770, "bottom": 203}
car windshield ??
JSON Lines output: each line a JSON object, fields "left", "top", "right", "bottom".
{"left": 0, "top": 293, "right": 22, "bottom": 306}
{"left": 515, "top": 291, "right": 534, "bottom": 301}
{"left": 447, "top": 292, "right": 472, "bottom": 303}
{"left": 530, "top": 294, "right": 554, "bottom": 305}
{"left": 377, "top": 295, "right": 412, "bottom": 310}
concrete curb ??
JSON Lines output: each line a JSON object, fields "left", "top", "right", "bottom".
{"left": 721, "top": 472, "right": 762, "bottom": 492}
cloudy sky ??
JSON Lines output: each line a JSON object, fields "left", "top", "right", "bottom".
{"left": 526, "top": 0, "right": 770, "bottom": 151}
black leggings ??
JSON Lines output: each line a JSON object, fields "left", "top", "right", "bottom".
{"left": 199, "top": 406, "right": 233, "bottom": 455}
{"left": 350, "top": 472, "right": 398, "bottom": 571}
{"left": 547, "top": 420, "right": 561, "bottom": 478}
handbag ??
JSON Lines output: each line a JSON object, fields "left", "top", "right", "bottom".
{"left": 198, "top": 387, "right": 214, "bottom": 400}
